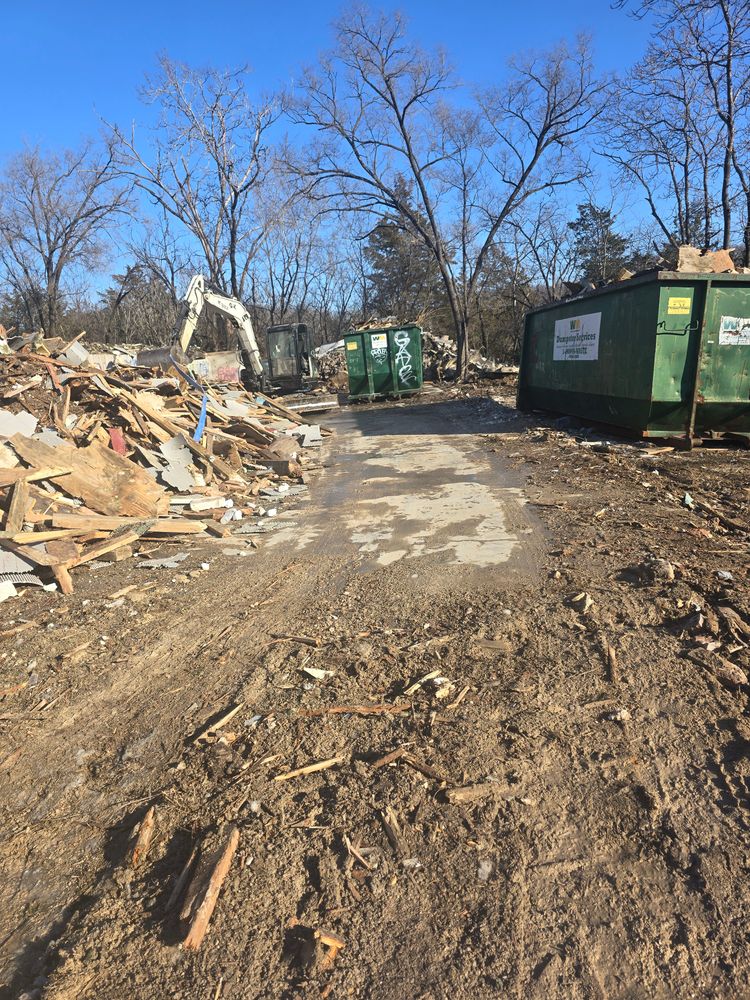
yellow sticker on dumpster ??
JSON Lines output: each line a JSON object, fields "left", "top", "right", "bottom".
{"left": 347, "top": 342, "right": 358, "bottom": 350}
{"left": 668, "top": 296, "right": 691, "bottom": 315}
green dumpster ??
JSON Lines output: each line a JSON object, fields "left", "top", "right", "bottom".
{"left": 517, "top": 271, "right": 750, "bottom": 443}
{"left": 344, "top": 325, "right": 423, "bottom": 401}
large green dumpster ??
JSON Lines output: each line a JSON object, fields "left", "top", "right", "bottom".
{"left": 517, "top": 271, "right": 750, "bottom": 442}
{"left": 344, "top": 325, "right": 423, "bottom": 401}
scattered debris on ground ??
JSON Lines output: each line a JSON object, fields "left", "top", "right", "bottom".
{"left": 2, "top": 388, "right": 750, "bottom": 999}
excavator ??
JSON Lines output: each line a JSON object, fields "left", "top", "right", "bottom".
{"left": 136, "top": 275, "right": 318, "bottom": 393}
{"left": 136, "top": 274, "right": 266, "bottom": 390}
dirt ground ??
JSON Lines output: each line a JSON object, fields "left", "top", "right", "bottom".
{"left": 2, "top": 386, "right": 750, "bottom": 1000}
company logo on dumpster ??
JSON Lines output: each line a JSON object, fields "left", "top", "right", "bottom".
{"left": 553, "top": 312, "right": 601, "bottom": 361}
{"left": 719, "top": 315, "right": 750, "bottom": 346}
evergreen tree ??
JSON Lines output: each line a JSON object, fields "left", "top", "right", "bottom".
{"left": 568, "top": 203, "right": 630, "bottom": 284}
{"left": 363, "top": 177, "right": 442, "bottom": 322}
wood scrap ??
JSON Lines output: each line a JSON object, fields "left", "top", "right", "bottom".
{"left": 445, "top": 783, "right": 516, "bottom": 805}
{"left": 298, "top": 703, "right": 412, "bottom": 718}
{"left": 273, "top": 756, "right": 346, "bottom": 781}
{"left": 4, "top": 479, "right": 30, "bottom": 534}
{"left": 127, "top": 805, "right": 156, "bottom": 868}
{"left": 51, "top": 513, "right": 206, "bottom": 535}
{"left": 0, "top": 466, "right": 72, "bottom": 488}
{"left": 0, "top": 342, "right": 324, "bottom": 597}
{"left": 181, "top": 825, "right": 240, "bottom": 950}
{"left": 380, "top": 806, "right": 407, "bottom": 857}
{"left": 193, "top": 702, "right": 245, "bottom": 744}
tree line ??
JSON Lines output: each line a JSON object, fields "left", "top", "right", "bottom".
{"left": 1, "top": 0, "right": 749, "bottom": 372}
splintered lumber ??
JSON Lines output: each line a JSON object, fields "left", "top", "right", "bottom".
{"left": 52, "top": 512, "right": 207, "bottom": 535}
{"left": 600, "top": 635, "right": 619, "bottom": 684}
{"left": 298, "top": 703, "right": 412, "bottom": 718}
{"left": 45, "top": 538, "right": 81, "bottom": 564}
{"left": 10, "top": 435, "right": 167, "bottom": 517}
{"left": 371, "top": 748, "right": 407, "bottom": 769}
{"left": 165, "top": 846, "right": 199, "bottom": 912}
{"left": 67, "top": 520, "right": 154, "bottom": 568}
{"left": 10, "top": 528, "right": 100, "bottom": 545}
{"left": 314, "top": 929, "right": 346, "bottom": 971}
{"left": 369, "top": 747, "right": 447, "bottom": 782}
{"left": 380, "top": 806, "right": 407, "bottom": 857}
{"left": 53, "top": 566, "right": 74, "bottom": 595}
{"left": 181, "top": 826, "right": 240, "bottom": 950}
{"left": 445, "top": 783, "right": 515, "bottom": 805}
{"left": 0, "top": 465, "right": 72, "bottom": 488}
{"left": 273, "top": 756, "right": 346, "bottom": 782}
{"left": 401, "top": 751, "right": 448, "bottom": 782}
{"left": 4, "top": 479, "right": 30, "bottom": 534}
{"left": 128, "top": 805, "right": 157, "bottom": 868}
{"left": 118, "top": 389, "right": 238, "bottom": 480}
{"left": 193, "top": 702, "right": 245, "bottom": 743}
{"left": 270, "top": 633, "right": 322, "bottom": 647}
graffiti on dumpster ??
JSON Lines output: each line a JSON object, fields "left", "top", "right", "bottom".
{"left": 394, "top": 329, "right": 416, "bottom": 386}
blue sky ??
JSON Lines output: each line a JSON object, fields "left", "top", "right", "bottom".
{"left": 2, "top": 0, "right": 652, "bottom": 156}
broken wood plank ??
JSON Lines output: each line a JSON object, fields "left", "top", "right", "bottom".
{"left": 0, "top": 466, "right": 72, "bottom": 488}
{"left": 52, "top": 565, "right": 74, "bottom": 595}
{"left": 10, "top": 435, "right": 167, "bottom": 518}
{"left": 67, "top": 520, "right": 154, "bottom": 568}
{"left": 370, "top": 747, "right": 407, "bottom": 769}
{"left": 599, "top": 635, "right": 619, "bottom": 684}
{"left": 273, "top": 756, "right": 345, "bottom": 782}
{"left": 182, "top": 826, "right": 239, "bottom": 950}
{"left": 4, "top": 479, "right": 30, "bottom": 534}
{"left": 401, "top": 751, "right": 448, "bottom": 783}
{"left": 445, "top": 783, "right": 515, "bottom": 805}
{"left": 128, "top": 805, "right": 156, "bottom": 868}
{"left": 270, "top": 633, "right": 322, "bottom": 647}
{"left": 380, "top": 806, "right": 407, "bottom": 857}
{"left": 165, "top": 846, "right": 199, "bottom": 912}
{"left": 193, "top": 702, "right": 245, "bottom": 744}
{"left": 52, "top": 512, "right": 207, "bottom": 535}
{"left": 298, "top": 703, "right": 412, "bottom": 718}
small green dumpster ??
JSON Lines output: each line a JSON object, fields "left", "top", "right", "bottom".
{"left": 344, "top": 325, "right": 423, "bottom": 401}
{"left": 517, "top": 271, "right": 750, "bottom": 443}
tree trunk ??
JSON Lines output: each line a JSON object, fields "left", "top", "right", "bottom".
{"left": 456, "top": 315, "right": 470, "bottom": 379}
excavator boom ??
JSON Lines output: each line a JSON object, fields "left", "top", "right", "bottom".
{"left": 171, "top": 275, "right": 265, "bottom": 385}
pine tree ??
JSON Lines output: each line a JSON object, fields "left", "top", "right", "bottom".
{"left": 568, "top": 203, "right": 630, "bottom": 284}
{"left": 363, "top": 177, "right": 442, "bottom": 321}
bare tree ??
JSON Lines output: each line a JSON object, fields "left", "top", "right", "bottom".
{"left": 290, "top": 8, "right": 606, "bottom": 374}
{"left": 615, "top": 0, "right": 750, "bottom": 257}
{"left": 604, "top": 28, "right": 724, "bottom": 250}
{"left": 109, "top": 57, "right": 282, "bottom": 299}
{"left": 509, "top": 200, "right": 579, "bottom": 302}
{"left": 0, "top": 140, "right": 131, "bottom": 336}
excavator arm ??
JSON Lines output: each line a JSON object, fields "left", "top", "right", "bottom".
{"left": 171, "top": 275, "right": 265, "bottom": 383}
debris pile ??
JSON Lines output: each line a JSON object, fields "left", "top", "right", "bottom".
{"left": 315, "top": 341, "right": 348, "bottom": 391}
{"left": 0, "top": 344, "right": 328, "bottom": 596}
{"left": 421, "top": 331, "right": 518, "bottom": 382}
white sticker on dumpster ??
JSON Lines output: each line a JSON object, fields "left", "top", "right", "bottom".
{"left": 553, "top": 312, "right": 601, "bottom": 361}
{"left": 719, "top": 315, "right": 750, "bottom": 346}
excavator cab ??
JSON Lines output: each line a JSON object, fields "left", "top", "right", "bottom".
{"left": 265, "top": 324, "right": 319, "bottom": 393}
